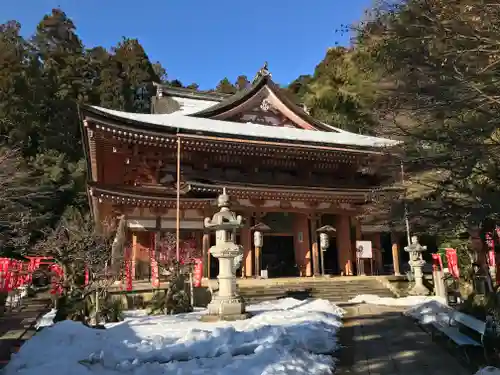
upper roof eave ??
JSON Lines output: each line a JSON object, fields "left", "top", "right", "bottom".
{"left": 79, "top": 104, "right": 399, "bottom": 152}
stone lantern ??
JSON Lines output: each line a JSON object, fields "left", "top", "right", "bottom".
{"left": 201, "top": 188, "right": 250, "bottom": 321}
{"left": 316, "top": 225, "right": 336, "bottom": 277}
{"left": 405, "top": 236, "right": 430, "bottom": 295}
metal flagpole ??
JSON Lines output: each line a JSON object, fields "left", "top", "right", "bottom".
{"left": 401, "top": 160, "right": 411, "bottom": 245}
{"left": 176, "top": 137, "right": 181, "bottom": 262}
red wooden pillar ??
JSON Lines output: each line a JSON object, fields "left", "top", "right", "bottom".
{"left": 241, "top": 223, "right": 253, "bottom": 277}
{"left": 337, "top": 215, "right": 353, "bottom": 276}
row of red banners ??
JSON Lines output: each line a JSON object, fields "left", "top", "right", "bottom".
{"left": 432, "top": 248, "right": 460, "bottom": 279}
{"left": 121, "top": 233, "right": 205, "bottom": 291}
{"left": 0, "top": 257, "right": 64, "bottom": 295}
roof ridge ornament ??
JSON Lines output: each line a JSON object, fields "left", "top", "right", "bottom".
{"left": 253, "top": 62, "right": 271, "bottom": 83}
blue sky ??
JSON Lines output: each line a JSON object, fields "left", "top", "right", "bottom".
{"left": 1, "top": 0, "right": 372, "bottom": 89}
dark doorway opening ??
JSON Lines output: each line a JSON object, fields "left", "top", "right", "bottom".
{"left": 262, "top": 235, "right": 298, "bottom": 278}
{"left": 209, "top": 233, "right": 219, "bottom": 279}
{"left": 322, "top": 237, "right": 339, "bottom": 275}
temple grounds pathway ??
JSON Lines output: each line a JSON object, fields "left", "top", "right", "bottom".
{"left": 335, "top": 303, "right": 470, "bottom": 375}
{"left": 0, "top": 294, "right": 50, "bottom": 369}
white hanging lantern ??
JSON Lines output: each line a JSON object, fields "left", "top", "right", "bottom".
{"left": 319, "top": 232, "right": 330, "bottom": 249}
{"left": 253, "top": 231, "right": 263, "bottom": 248}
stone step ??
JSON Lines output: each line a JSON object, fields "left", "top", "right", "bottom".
{"left": 236, "top": 279, "right": 395, "bottom": 304}
{"left": 239, "top": 286, "right": 392, "bottom": 296}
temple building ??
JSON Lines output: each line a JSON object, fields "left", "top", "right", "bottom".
{"left": 79, "top": 66, "right": 400, "bottom": 282}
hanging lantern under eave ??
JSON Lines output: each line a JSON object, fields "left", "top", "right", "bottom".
{"left": 319, "top": 232, "right": 330, "bottom": 249}
{"left": 253, "top": 231, "right": 263, "bottom": 248}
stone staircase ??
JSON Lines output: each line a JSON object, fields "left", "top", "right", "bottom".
{"left": 237, "top": 277, "right": 396, "bottom": 305}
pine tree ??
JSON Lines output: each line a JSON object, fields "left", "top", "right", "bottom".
{"left": 169, "top": 79, "right": 183, "bottom": 88}
{"left": 186, "top": 83, "right": 199, "bottom": 91}
{"left": 152, "top": 62, "right": 168, "bottom": 83}
{"left": 302, "top": 47, "right": 377, "bottom": 134}
{"left": 215, "top": 77, "right": 236, "bottom": 94}
{"left": 31, "top": 8, "right": 90, "bottom": 160}
{"left": 0, "top": 21, "right": 40, "bottom": 153}
{"left": 235, "top": 75, "right": 250, "bottom": 91}
{"left": 113, "top": 37, "right": 159, "bottom": 113}
{"left": 357, "top": 0, "right": 500, "bottom": 235}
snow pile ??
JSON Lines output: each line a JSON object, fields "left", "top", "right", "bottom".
{"left": 4, "top": 298, "right": 344, "bottom": 375}
{"left": 404, "top": 300, "right": 452, "bottom": 326}
{"left": 349, "top": 294, "right": 446, "bottom": 307}
{"left": 475, "top": 367, "right": 500, "bottom": 375}
{"left": 35, "top": 308, "right": 57, "bottom": 330}
{"left": 6, "top": 286, "right": 28, "bottom": 308}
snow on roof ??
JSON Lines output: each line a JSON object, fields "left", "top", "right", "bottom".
{"left": 170, "top": 96, "right": 219, "bottom": 115}
{"left": 89, "top": 106, "right": 399, "bottom": 148}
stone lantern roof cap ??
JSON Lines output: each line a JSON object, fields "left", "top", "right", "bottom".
{"left": 317, "top": 225, "right": 336, "bottom": 233}
{"left": 404, "top": 236, "right": 427, "bottom": 252}
{"left": 204, "top": 188, "right": 244, "bottom": 230}
{"left": 250, "top": 222, "right": 271, "bottom": 232}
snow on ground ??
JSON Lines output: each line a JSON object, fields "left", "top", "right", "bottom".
{"left": 5, "top": 286, "right": 28, "bottom": 308}
{"left": 349, "top": 294, "right": 452, "bottom": 326}
{"left": 404, "top": 299, "right": 453, "bottom": 326}
{"left": 5, "top": 298, "right": 344, "bottom": 375}
{"left": 475, "top": 367, "right": 500, "bottom": 375}
{"left": 349, "top": 294, "right": 446, "bottom": 307}
{"left": 35, "top": 308, "right": 57, "bottom": 330}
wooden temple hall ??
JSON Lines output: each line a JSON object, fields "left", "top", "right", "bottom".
{"left": 79, "top": 66, "right": 400, "bottom": 281}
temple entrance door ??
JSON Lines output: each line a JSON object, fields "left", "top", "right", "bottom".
{"left": 262, "top": 234, "right": 298, "bottom": 278}
{"left": 322, "top": 236, "right": 339, "bottom": 275}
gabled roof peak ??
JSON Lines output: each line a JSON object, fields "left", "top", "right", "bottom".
{"left": 252, "top": 62, "right": 272, "bottom": 83}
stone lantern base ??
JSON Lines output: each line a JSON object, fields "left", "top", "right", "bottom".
{"left": 200, "top": 295, "right": 252, "bottom": 322}
{"left": 407, "top": 260, "right": 430, "bottom": 296}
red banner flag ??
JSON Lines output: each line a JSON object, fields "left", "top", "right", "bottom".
{"left": 193, "top": 258, "right": 203, "bottom": 287}
{"left": 150, "top": 233, "right": 159, "bottom": 288}
{"left": 445, "top": 248, "right": 460, "bottom": 279}
{"left": 432, "top": 253, "right": 444, "bottom": 271}
{"left": 84, "top": 266, "right": 89, "bottom": 286}
{"left": 50, "top": 264, "right": 63, "bottom": 295}
{"left": 0, "top": 258, "right": 10, "bottom": 292}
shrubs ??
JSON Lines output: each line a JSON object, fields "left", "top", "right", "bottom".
{"left": 147, "top": 264, "right": 193, "bottom": 315}
{"left": 53, "top": 288, "right": 124, "bottom": 325}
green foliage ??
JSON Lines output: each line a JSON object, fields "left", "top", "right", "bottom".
{"left": 286, "top": 47, "right": 379, "bottom": 134}
{"left": 356, "top": 0, "right": 500, "bottom": 235}
{"left": 215, "top": 77, "right": 237, "bottom": 94}
{"left": 235, "top": 75, "right": 250, "bottom": 91}
{"left": 147, "top": 264, "right": 193, "bottom": 315}
{"left": 0, "top": 8, "right": 164, "bottom": 258}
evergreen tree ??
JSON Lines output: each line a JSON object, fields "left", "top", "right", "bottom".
{"left": 302, "top": 47, "right": 378, "bottom": 134}
{"left": 169, "top": 79, "right": 183, "bottom": 88}
{"left": 0, "top": 21, "right": 41, "bottom": 153}
{"left": 112, "top": 37, "right": 159, "bottom": 113}
{"left": 186, "top": 83, "right": 199, "bottom": 91}
{"left": 357, "top": 0, "right": 500, "bottom": 235}
{"left": 215, "top": 77, "right": 236, "bottom": 94}
{"left": 86, "top": 47, "right": 125, "bottom": 110}
{"left": 152, "top": 61, "right": 168, "bottom": 83}
{"left": 286, "top": 75, "right": 313, "bottom": 102}
{"left": 235, "top": 75, "right": 250, "bottom": 91}
{"left": 31, "top": 8, "right": 90, "bottom": 161}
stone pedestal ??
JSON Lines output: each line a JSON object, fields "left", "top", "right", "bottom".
{"left": 433, "top": 267, "right": 448, "bottom": 303}
{"left": 204, "top": 257, "right": 247, "bottom": 319}
{"left": 408, "top": 259, "right": 429, "bottom": 295}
